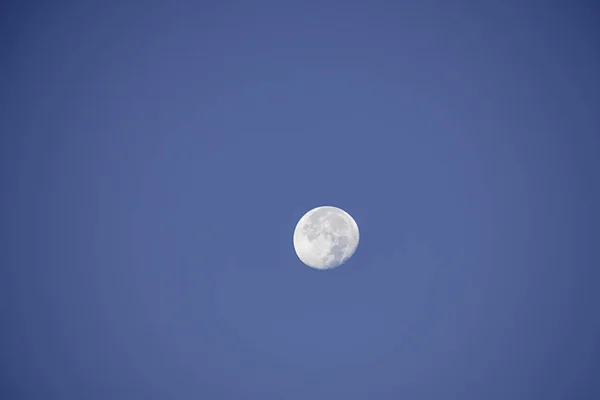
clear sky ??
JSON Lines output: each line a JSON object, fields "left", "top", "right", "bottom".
{"left": 1, "top": 1, "right": 599, "bottom": 398}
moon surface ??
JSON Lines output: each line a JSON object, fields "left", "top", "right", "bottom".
{"left": 293, "top": 206, "right": 360, "bottom": 270}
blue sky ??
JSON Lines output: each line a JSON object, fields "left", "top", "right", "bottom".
{"left": 1, "top": 1, "right": 599, "bottom": 398}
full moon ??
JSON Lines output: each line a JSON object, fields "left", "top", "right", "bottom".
{"left": 293, "top": 206, "right": 360, "bottom": 270}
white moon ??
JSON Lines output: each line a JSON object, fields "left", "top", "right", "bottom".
{"left": 293, "top": 206, "right": 360, "bottom": 270}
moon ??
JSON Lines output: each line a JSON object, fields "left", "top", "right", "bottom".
{"left": 293, "top": 206, "right": 360, "bottom": 270}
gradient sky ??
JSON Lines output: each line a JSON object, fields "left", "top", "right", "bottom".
{"left": 1, "top": 1, "right": 599, "bottom": 399}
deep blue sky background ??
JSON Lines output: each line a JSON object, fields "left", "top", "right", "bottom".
{"left": 1, "top": 1, "right": 599, "bottom": 398}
